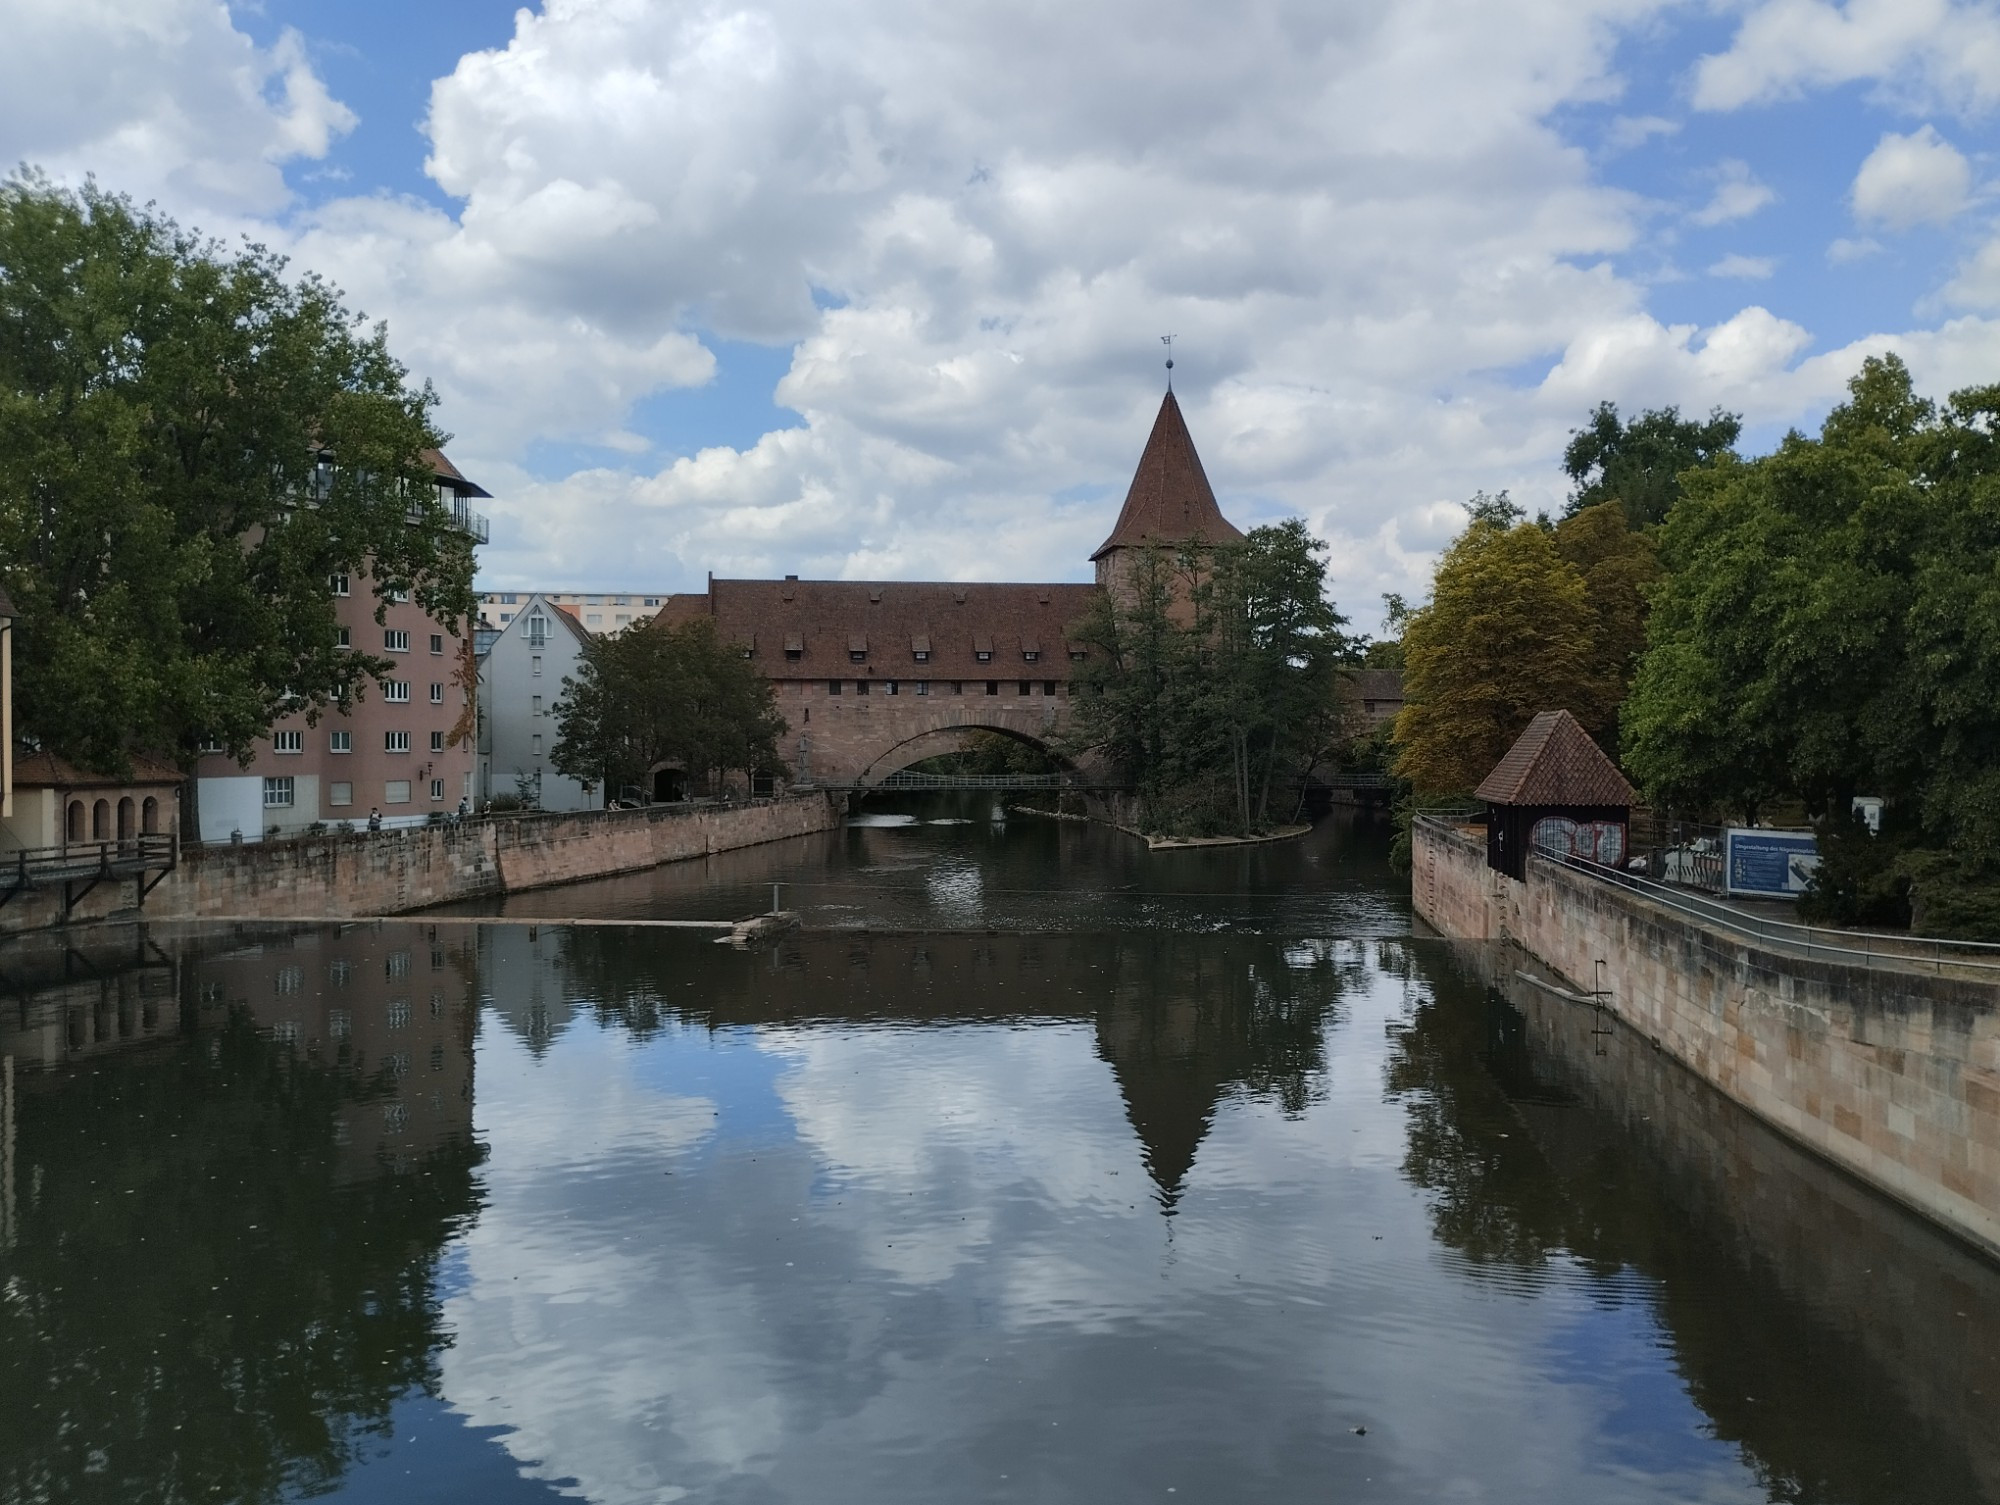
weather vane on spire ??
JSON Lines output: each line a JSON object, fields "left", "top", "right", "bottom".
{"left": 1161, "top": 333, "right": 1175, "bottom": 390}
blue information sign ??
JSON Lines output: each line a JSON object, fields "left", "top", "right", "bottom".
{"left": 1724, "top": 829, "right": 1820, "bottom": 898}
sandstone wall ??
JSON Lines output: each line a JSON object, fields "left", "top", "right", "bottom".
{"left": 1413, "top": 816, "right": 2000, "bottom": 1260}
{"left": 3, "top": 796, "right": 840, "bottom": 929}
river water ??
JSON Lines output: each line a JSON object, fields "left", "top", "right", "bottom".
{"left": 2, "top": 803, "right": 1996, "bottom": 1504}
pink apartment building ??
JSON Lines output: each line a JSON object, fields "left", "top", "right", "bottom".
{"left": 193, "top": 451, "right": 489, "bottom": 842}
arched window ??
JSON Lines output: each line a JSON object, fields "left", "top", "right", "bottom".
{"left": 92, "top": 799, "right": 110, "bottom": 841}
{"left": 66, "top": 800, "right": 85, "bottom": 843}
{"left": 117, "top": 797, "right": 136, "bottom": 844}
{"left": 141, "top": 797, "right": 159, "bottom": 835}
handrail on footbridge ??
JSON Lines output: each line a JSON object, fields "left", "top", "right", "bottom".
{"left": 808, "top": 771, "right": 1113, "bottom": 793}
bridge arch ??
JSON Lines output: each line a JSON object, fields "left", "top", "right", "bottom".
{"left": 853, "top": 721, "right": 1071, "bottom": 787}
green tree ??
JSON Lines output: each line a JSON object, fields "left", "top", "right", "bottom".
{"left": 0, "top": 173, "right": 474, "bottom": 834}
{"left": 552, "top": 618, "right": 788, "bottom": 801}
{"left": 1622, "top": 355, "right": 2000, "bottom": 936}
{"left": 1550, "top": 501, "right": 1660, "bottom": 749}
{"left": 1392, "top": 517, "right": 1598, "bottom": 796}
{"left": 1066, "top": 525, "right": 1353, "bottom": 835}
{"left": 1563, "top": 401, "right": 1741, "bottom": 527}
{"left": 1361, "top": 593, "right": 1411, "bottom": 670}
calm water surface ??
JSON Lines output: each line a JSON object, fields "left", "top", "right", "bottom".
{"left": 2, "top": 805, "right": 1996, "bottom": 1504}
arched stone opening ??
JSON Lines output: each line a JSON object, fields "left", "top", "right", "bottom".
{"left": 855, "top": 723, "right": 1072, "bottom": 787}
{"left": 117, "top": 796, "right": 136, "bottom": 844}
{"left": 141, "top": 796, "right": 160, "bottom": 835}
{"left": 66, "top": 800, "right": 85, "bottom": 844}
{"left": 91, "top": 799, "right": 111, "bottom": 842}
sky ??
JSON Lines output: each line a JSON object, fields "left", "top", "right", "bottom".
{"left": 5, "top": 0, "right": 2000, "bottom": 631}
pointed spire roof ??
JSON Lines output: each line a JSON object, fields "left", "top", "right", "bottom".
{"left": 1091, "top": 390, "right": 1245, "bottom": 562}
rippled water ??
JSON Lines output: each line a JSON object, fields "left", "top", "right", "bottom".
{"left": 1, "top": 807, "right": 1995, "bottom": 1504}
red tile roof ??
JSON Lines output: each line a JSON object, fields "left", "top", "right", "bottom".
{"left": 683, "top": 579, "right": 1101, "bottom": 680}
{"left": 11, "top": 750, "right": 183, "bottom": 790}
{"left": 1091, "top": 390, "right": 1246, "bottom": 562}
{"left": 422, "top": 447, "right": 491, "bottom": 499}
{"left": 1474, "top": 710, "right": 1635, "bottom": 807}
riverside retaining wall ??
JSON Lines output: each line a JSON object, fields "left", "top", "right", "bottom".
{"left": 3, "top": 796, "right": 841, "bottom": 930}
{"left": 1412, "top": 816, "right": 2000, "bottom": 1260}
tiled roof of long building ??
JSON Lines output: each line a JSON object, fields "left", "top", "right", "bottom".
{"left": 1091, "top": 390, "right": 1245, "bottom": 561}
{"left": 686, "top": 578, "right": 1101, "bottom": 680}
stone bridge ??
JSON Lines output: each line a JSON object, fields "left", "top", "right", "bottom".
{"left": 789, "top": 694, "right": 1113, "bottom": 788}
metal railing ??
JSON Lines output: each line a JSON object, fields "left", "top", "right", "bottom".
{"left": 812, "top": 771, "right": 1076, "bottom": 792}
{"left": 1529, "top": 842, "right": 2000, "bottom": 979}
{"left": 0, "top": 835, "right": 179, "bottom": 899}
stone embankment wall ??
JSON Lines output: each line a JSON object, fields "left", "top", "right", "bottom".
{"left": 5, "top": 796, "right": 839, "bottom": 930}
{"left": 1413, "top": 817, "right": 2000, "bottom": 1260}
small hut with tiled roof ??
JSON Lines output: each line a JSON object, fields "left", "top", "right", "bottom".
{"left": 1474, "top": 710, "right": 1635, "bottom": 879}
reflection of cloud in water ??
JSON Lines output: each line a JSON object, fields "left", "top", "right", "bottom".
{"left": 924, "top": 859, "right": 984, "bottom": 918}
{"left": 847, "top": 813, "right": 920, "bottom": 827}
{"left": 925, "top": 817, "right": 972, "bottom": 826}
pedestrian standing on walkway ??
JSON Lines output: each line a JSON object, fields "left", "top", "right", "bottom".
{"left": 368, "top": 808, "right": 382, "bottom": 833}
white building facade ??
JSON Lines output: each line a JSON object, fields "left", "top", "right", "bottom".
{"left": 476, "top": 595, "right": 597, "bottom": 812}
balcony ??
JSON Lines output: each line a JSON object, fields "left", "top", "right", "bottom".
{"left": 452, "top": 497, "right": 490, "bottom": 544}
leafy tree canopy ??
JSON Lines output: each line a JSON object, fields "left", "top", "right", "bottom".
{"left": 1563, "top": 401, "right": 1742, "bottom": 527}
{"left": 1621, "top": 355, "right": 2000, "bottom": 936}
{"left": 1392, "top": 513, "right": 1600, "bottom": 797}
{"left": 1550, "top": 502, "right": 1660, "bottom": 750}
{"left": 0, "top": 172, "right": 474, "bottom": 798}
{"left": 551, "top": 618, "right": 789, "bottom": 801}
{"left": 1065, "top": 522, "right": 1356, "bottom": 835}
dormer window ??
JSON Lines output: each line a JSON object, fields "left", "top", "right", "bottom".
{"left": 848, "top": 632, "right": 868, "bottom": 663}
{"left": 973, "top": 633, "right": 994, "bottom": 664}
{"left": 911, "top": 632, "right": 931, "bottom": 663}
{"left": 1021, "top": 636, "right": 1042, "bottom": 663}
{"left": 1022, "top": 650, "right": 1040, "bottom": 663}
{"left": 914, "top": 650, "right": 930, "bottom": 662}
{"left": 849, "top": 650, "right": 867, "bottom": 663}
{"left": 1069, "top": 650, "right": 1087, "bottom": 662}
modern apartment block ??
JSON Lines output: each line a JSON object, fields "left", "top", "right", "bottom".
{"left": 476, "top": 594, "right": 597, "bottom": 811}
{"left": 475, "top": 591, "right": 665, "bottom": 635}
{"left": 193, "top": 451, "right": 489, "bottom": 842}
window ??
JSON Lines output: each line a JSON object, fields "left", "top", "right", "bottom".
{"left": 585, "top": 595, "right": 602, "bottom": 606}
{"left": 884, "top": 680, "right": 899, "bottom": 695}
{"left": 500, "top": 612, "right": 513, "bottom": 623}
{"left": 828, "top": 680, "right": 842, "bottom": 695}
{"left": 950, "top": 681, "right": 963, "bottom": 695}
{"left": 1018, "top": 681, "right": 1031, "bottom": 697}
{"left": 531, "top": 734, "right": 543, "bottom": 754}
{"left": 531, "top": 655, "right": 542, "bottom": 676}
{"left": 975, "top": 650, "right": 993, "bottom": 663}
{"left": 385, "top": 731, "right": 410, "bottom": 752}
{"left": 336, "top": 627, "right": 351, "bottom": 649}
{"left": 385, "top": 780, "right": 411, "bottom": 804}
{"left": 273, "top": 730, "right": 303, "bottom": 754}
{"left": 986, "top": 681, "right": 999, "bottom": 696}
{"left": 616, "top": 614, "right": 631, "bottom": 626}
{"left": 430, "top": 682, "right": 445, "bottom": 704}
{"left": 430, "top": 633, "right": 444, "bottom": 654}
{"left": 384, "top": 681, "right": 410, "bottom": 702}
{"left": 330, "top": 730, "right": 352, "bottom": 753}
{"left": 330, "top": 573, "right": 350, "bottom": 596}
{"left": 526, "top": 615, "right": 548, "bottom": 645}
{"left": 532, "top": 695, "right": 543, "bottom": 716}
{"left": 1069, "top": 649, "right": 1087, "bottom": 662}
{"left": 430, "top": 731, "right": 445, "bottom": 753}
{"left": 275, "top": 967, "right": 302, "bottom": 995}
{"left": 785, "top": 648, "right": 802, "bottom": 661}
{"left": 613, "top": 595, "right": 629, "bottom": 605}
{"left": 430, "top": 779, "right": 446, "bottom": 801}
{"left": 502, "top": 592, "right": 518, "bottom": 604}
{"left": 329, "top": 781, "right": 353, "bottom": 806}
{"left": 586, "top": 613, "right": 602, "bottom": 627}
{"left": 913, "top": 649, "right": 930, "bottom": 662}
{"left": 849, "top": 650, "right": 866, "bottom": 663}
{"left": 856, "top": 679, "right": 870, "bottom": 695}
{"left": 1044, "top": 680, "right": 1057, "bottom": 696}
{"left": 915, "top": 681, "right": 930, "bottom": 697}
{"left": 644, "top": 596, "right": 661, "bottom": 606}
{"left": 387, "top": 587, "right": 410, "bottom": 604}
{"left": 1023, "top": 650, "right": 1040, "bottom": 663}
{"left": 262, "top": 777, "right": 294, "bottom": 807}
{"left": 385, "top": 630, "right": 410, "bottom": 652}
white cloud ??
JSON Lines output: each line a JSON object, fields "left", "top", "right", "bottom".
{"left": 0, "top": 0, "right": 352, "bottom": 215}
{"left": 1828, "top": 235, "right": 1884, "bottom": 263}
{"left": 1603, "top": 114, "right": 1680, "bottom": 152}
{"left": 1709, "top": 253, "right": 1777, "bottom": 278}
{"left": 1690, "top": 160, "right": 1777, "bottom": 226}
{"left": 1693, "top": 0, "right": 2000, "bottom": 116}
{"left": 6, "top": 0, "right": 1995, "bottom": 631}
{"left": 1850, "top": 126, "right": 1973, "bottom": 229}
{"left": 1942, "top": 234, "right": 2000, "bottom": 308}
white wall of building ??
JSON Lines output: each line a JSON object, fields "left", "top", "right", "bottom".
{"left": 477, "top": 596, "right": 597, "bottom": 813}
